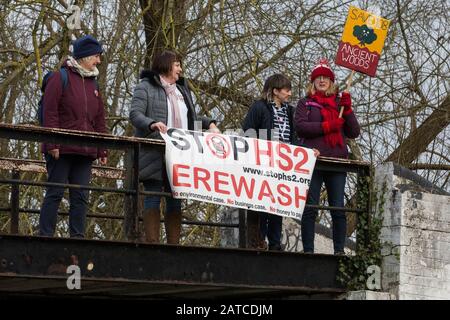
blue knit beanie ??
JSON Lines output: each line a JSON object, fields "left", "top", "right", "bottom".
{"left": 72, "top": 35, "right": 103, "bottom": 60}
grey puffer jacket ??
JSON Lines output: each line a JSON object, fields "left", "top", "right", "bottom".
{"left": 129, "top": 70, "right": 214, "bottom": 181}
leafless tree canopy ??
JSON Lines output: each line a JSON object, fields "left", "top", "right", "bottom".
{"left": 0, "top": 0, "right": 449, "bottom": 241}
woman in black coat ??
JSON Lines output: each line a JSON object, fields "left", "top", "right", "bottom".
{"left": 242, "top": 74, "right": 319, "bottom": 250}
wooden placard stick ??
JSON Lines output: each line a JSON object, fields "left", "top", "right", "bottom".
{"left": 339, "top": 70, "right": 355, "bottom": 118}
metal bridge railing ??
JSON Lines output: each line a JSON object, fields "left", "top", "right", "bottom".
{"left": 0, "top": 123, "right": 372, "bottom": 250}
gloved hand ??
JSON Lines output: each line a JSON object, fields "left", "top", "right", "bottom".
{"left": 322, "top": 118, "right": 345, "bottom": 134}
{"left": 339, "top": 92, "right": 352, "bottom": 115}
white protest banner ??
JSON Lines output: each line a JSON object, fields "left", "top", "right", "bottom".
{"left": 160, "top": 128, "right": 317, "bottom": 219}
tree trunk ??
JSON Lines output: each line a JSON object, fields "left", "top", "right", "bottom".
{"left": 386, "top": 95, "right": 450, "bottom": 166}
{"left": 139, "top": 0, "right": 189, "bottom": 67}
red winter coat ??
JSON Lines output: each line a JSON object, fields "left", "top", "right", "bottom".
{"left": 294, "top": 97, "right": 360, "bottom": 159}
{"left": 42, "top": 62, "right": 107, "bottom": 159}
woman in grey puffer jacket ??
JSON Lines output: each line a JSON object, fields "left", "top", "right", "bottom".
{"left": 130, "top": 50, "right": 218, "bottom": 244}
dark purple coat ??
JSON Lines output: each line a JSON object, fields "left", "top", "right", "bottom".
{"left": 42, "top": 62, "right": 107, "bottom": 159}
{"left": 294, "top": 97, "right": 360, "bottom": 159}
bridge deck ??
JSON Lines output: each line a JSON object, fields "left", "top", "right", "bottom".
{"left": 0, "top": 235, "right": 346, "bottom": 299}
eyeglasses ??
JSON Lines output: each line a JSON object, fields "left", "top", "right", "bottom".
{"left": 316, "top": 76, "right": 330, "bottom": 81}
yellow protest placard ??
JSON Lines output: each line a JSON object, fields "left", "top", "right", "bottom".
{"left": 335, "top": 6, "right": 391, "bottom": 76}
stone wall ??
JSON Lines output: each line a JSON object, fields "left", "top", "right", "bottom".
{"left": 375, "top": 162, "right": 450, "bottom": 300}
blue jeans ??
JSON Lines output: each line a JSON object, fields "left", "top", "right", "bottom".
{"left": 39, "top": 154, "right": 93, "bottom": 238}
{"left": 301, "top": 170, "right": 347, "bottom": 254}
{"left": 142, "top": 179, "right": 181, "bottom": 212}
{"left": 259, "top": 212, "right": 282, "bottom": 249}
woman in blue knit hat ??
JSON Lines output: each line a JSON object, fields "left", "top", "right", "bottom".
{"left": 39, "top": 34, "right": 108, "bottom": 238}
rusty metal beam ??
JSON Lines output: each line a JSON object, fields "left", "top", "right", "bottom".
{"left": 0, "top": 157, "right": 126, "bottom": 179}
{"left": 0, "top": 235, "right": 345, "bottom": 298}
{"left": 0, "top": 123, "right": 164, "bottom": 150}
{"left": 0, "top": 124, "right": 370, "bottom": 170}
{"left": 316, "top": 156, "right": 370, "bottom": 173}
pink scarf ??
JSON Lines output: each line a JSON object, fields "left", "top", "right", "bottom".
{"left": 160, "top": 76, "right": 182, "bottom": 128}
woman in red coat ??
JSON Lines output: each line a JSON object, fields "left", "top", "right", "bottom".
{"left": 294, "top": 59, "right": 360, "bottom": 255}
{"left": 39, "top": 35, "right": 107, "bottom": 238}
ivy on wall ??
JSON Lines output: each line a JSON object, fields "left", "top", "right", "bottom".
{"left": 337, "top": 172, "right": 387, "bottom": 291}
